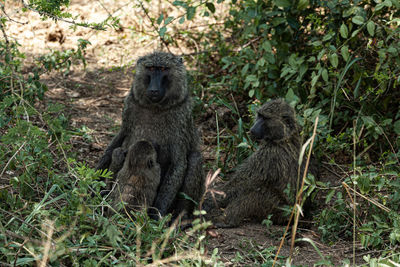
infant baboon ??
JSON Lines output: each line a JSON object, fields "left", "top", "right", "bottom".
{"left": 215, "top": 98, "right": 315, "bottom": 228}
{"left": 110, "top": 140, "right": 160, "bottom": 211}
{"left": 96, "top": 51, "right": 204, "bottom": 218}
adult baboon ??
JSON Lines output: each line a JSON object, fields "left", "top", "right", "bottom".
{"left": 215, "top": 98, "right": 316, "bottom": 228}
{"left": 97, "top": 51, "right": 204, "bottom": 219}
{"left": 110, "top": 140, "right": 160, "bottom": 211}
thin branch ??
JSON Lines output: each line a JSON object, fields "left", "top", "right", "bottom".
{"left": 137, "top": 0, "right": 171, "bottom": 52}
{"left": 0, "top": 3, "right": 28, "bottom": 25}
{"left": 20, "top": 0, "right": 106, "bottom": 30}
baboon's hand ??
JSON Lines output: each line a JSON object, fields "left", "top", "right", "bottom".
{"left": 96, "top": 153, "right": 112, "bottom": 171}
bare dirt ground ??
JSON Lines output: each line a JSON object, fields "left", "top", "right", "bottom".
{"left": 4, "top": 0, "right": 367, "bottom": 265}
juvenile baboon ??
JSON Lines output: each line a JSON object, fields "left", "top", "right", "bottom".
{"left": 96, "top": 51, "right": 204, "bottom": 218}
{"left": 110, "top": 140, "right": 160, "bottom": 211}
{"left": 214, "top": 98, "right": 316, "bottom": 228}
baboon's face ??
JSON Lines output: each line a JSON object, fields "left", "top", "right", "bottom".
{"left": 143, "top": 66, "right": 170, "bottom": 103}
{"left": 133, "top": 52, "right": 187, "bottom": 107}
{"left": 250, "top": 99, "right": 297, "bottom": 142}
{"left": 127, "top": 141, "right": 158, "bottom": 171}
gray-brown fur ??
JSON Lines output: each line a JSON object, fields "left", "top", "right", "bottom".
{"left": 215, "top": 98, "right": 313, "bottom": 228}
{"left": 96, "top": 51, "right": 204, "bottom": 218}
{"left": 110, "top": 141, "right": 160, "bottom": 211}
{"left": 108, "top": 148, "right": 126, "bottom": 180}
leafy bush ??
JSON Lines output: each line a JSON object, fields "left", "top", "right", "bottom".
{"left": 197, "top": 0, "right": 399, "bottom": 158}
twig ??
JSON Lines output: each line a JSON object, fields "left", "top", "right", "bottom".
{"left": 273, "top": 116, "right": 319, "bottom": 266}
{"left": 290, "top": 116, "right": 319, "bottom": 258}
{"left": 352, "top": 119, "right": 357, "bottom": 266}
{"left": 342, "top": 182, "right": 390, "bottom": 212}
{"left": 20, "top": 0, "right": 106, "bottom": 30}
{"left": 0, "top": 2, "right": 28, "bottom": 25}
{"left": 14, "top": 238, "right": 29, "bottom": 267}
{"left": 38, "top": 220, "right": 55, "bottom": 267}
{"left": 137, "top": 0, "right": 171, "bottom": 52}
{"left": 0, "top": 141, "right": 27, "bottom": 179}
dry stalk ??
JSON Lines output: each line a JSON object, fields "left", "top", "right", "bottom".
{"left": 273, "top": 116, "right": 319, "bottom": 266}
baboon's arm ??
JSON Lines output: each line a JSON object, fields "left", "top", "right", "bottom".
{"left": 96, "top": 130, "right": 126, "bottom": 171}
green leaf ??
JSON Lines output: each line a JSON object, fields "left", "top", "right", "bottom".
{"left": 274, "top": 0, "right": 291, "bottom": 8}
{"left": 285, "top": 88, "right": 300, "bottom": 104}
{"left": 206, "top": 2, "right": 215, "bottom": 13}
{"left": 157, "top": 14, "right": 164, "bottom": 25}
{"left": 164, "top": 16, "right": 174, "bottom": 25}
{"left": 186, "top": 6, "right": 196, "bottom": 20}
{"left": 311, "top": 73, "right": 319, "bottom": 88}
{"left": 352, "top": 15, "right": 364, "bottom": 25}
{"left": 241, "top": 63, "right": 249, "bottom": 76}
{"left": 394, "top": 120, "right": 400, "bottom": 135}
{"left": 330, "top": 53, "right": 339, "bottom": 68}
{"left": 325, "top": 189, "right": 335, "bottom": 204}
{"left": 367, "top": 21, "right": 375, "bottom": 36}
{"left": 351, "top": 29, "right": 360, "bottom": 38}
{"left": 322, "top": 32, "right": 334, "bottom": 42}
{"left": 272, "top": 17, "right": 286, "bottom": 26}
{"left": 341, "top": 45, "right": 350, "bottom": 61}
{"left": 297, "top": 0, "right": 309, "bottom": 10}
{"left": 257, "top": 57, "right": 266, "bottom": 67}
{"left": 388, "top": 46, "right": 398, "bottom": 55}
{"left": 262, "top": 40, "right": 272, "bottom": 52}
{"left": 391, "top": 0, "right": 400, "bottom": 8}
{"left": 384, "top": 0, "right": 393, "bottom": 7}
{"left": 340, "top": 24, "right": 348, "bottom": 38}
{"left": 375, "top": 2, "right": 385, "bottom": 11}
{"left": 343, "top": 7, "right": 354, "bottom": 18}
{"left": 321, "top": 68, "right": 328, "bottom": 82}
{"left": 173, "top": 1, "right": 185, "bottom": 7}
{"left": 179, "top": 17, "right": 185, "bottom": 24}
{"left": 249, "top": 89, "right": 255, "bottom": 98}
{"left": 159, "top": 26, "right": 167, "bottom": 37}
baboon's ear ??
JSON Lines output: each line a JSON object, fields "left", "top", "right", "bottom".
{"left": 136, "top": 57, "right": 144, "bottom": 65}
{"left": 151, "top": 141, "right": 160, "bottom": 154}
{"left": 147, "top": 159, "right": 154, "bottom": 169}
{"left": 178, "top": 56, "right": 184, "bottom": 64}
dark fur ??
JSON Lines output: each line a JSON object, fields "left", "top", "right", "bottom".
{"left": 215, "top": 98, "right": 316, "bottom": 227}
{"left": 110, "top": 141, "right": 160, "bottom": 211}
{"left": 97, "top": 51, "right": 204, "bottom": 218}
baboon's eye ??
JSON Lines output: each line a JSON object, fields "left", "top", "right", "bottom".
{"left": 282, "top": 115, "right": 292, "bottom": 124}
{"left": 144, "top": 75, "right": 151, "bottom": 85}
{"left": 148, "top": 67, "right": 155, "bottom": 71}
{"left": 259, "top": 114, "right": 269, "bottom": 121}
{"left": 160, "top": 67, "right": 166, "bottom": 71}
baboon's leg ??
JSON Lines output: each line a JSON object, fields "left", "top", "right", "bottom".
{"left": 172, "top": 151, "right": 204, "bottom": 219}
{"left": 215, "top": 191, "right": 281, "bottom": 228}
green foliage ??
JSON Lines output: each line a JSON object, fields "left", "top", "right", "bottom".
{"left": 27, "top": 0, "right": 71, "bottom": 18}
{"left": 37, "top": 39, "right": 91, "bottom": 75}
{"left": 317, "top": 164, "right": 400, "bottom": 250}
{"left": 0, "top": 39, "right": 47, "bottom": 103}
{"left": 198, "top": 0, "right": 400, "bottom": 158}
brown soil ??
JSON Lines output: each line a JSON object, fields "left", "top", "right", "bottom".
{"left": 4, "top": 0, "right": 368, "bottom": 265}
